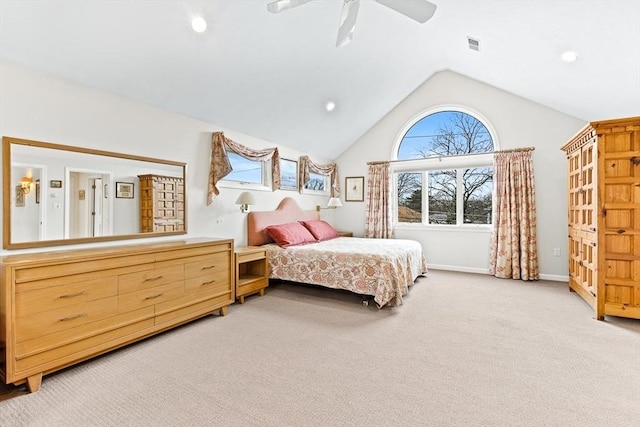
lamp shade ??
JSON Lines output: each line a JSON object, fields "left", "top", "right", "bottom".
{"left": 235, "top": 192, "right": 256, "bottom": 206}
{"left": 327, "top": 197, "right": 342, "bottom": 208}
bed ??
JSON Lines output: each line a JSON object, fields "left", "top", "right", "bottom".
{"left": 247, "top": 198, "right": 427, "bottom": 308}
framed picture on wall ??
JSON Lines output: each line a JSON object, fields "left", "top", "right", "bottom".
{"left": 50, "top": 180, "right": 62, "bottom": 188}
{"left": 280, "top": 158, "right": 298, "bottom": 191}
{"left": 116, "top": 182, "right": 134, "bottom": 198}
{"left": 35, "top": 179, "right": 40, "bottom": 204}
{"left": 345, "top": 176, "right": 364, "bottom": 202}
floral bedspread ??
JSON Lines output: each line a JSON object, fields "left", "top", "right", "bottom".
{"left": 265, "top": 237, "right": 427, "bottom": 307}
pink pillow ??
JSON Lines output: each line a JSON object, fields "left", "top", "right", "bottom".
{"left": 265, "top": 222, "right": 317, "bottom": 247}
{"left": 300, "top": 220, "right": 339, "bottom": 242}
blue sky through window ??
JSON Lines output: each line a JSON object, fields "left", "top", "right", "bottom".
{"left": 398, "top": 111, "right": 491, "bottom": 160}
{"left": 225, "top": 152, "right": 263, "bottom": 183}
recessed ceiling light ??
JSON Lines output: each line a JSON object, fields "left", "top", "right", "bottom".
{"left": 325, "top": 101, "right": 336, "bottom": 112}
{"left": 561, "top": 50, "right": 578, "bottom": 62}
{"left": 191, "top": 16, "right": 207, "bottom": 33}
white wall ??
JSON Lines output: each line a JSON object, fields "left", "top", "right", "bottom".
{"left": 0, "top": 61, "right": 332, "bottom": 255}
{"left": 334, "top": 70, "right": 587, "bottom": 280}
{"left": 0, "top": 62, "right": 589, "bottom": 280}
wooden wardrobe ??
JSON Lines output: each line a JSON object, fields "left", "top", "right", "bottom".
{"left": 138, "top": 174, "right": 185, "bottom": 233}
{"left": 561, "top": 116, "right": 640, "bottom": 320}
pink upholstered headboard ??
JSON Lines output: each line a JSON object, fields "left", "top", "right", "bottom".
{"left": 247, "top": 198, "right": 319, "bottom": 246}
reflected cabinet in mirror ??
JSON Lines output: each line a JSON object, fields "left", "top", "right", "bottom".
{"left": 2, "top": 136, "right": 187, "bottom": 249}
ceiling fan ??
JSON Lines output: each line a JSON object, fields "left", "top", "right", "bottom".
{"left": 266, "top": 0, "right": 437, "bottom": 47}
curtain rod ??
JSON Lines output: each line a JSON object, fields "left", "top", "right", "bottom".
{"left": 367, "top": 146, "right": 535, "bottom": 165}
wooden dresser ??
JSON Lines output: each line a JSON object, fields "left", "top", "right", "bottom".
{"left": 0, "top": 238, "right": 233, "bottom": 392}
{"left": 138, "top": 174, "right": 185, "bottom": 232}
{"left": 561, "top": 116, "right": 640, "bottom": 320}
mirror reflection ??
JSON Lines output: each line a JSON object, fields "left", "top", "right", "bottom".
{"left": 3, "top": 137, "right": 187, "bottom": 249}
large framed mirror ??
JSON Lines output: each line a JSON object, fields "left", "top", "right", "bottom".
{"left": 3, "top": 136, "right": 187, "bottom": 249}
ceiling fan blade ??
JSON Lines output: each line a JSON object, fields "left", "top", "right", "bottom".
{"left": 336, "top": 0, "right": 360, "bottom": 47}
{"left": 267, "top": 0, "right": 315, "bottom": 14}
{"left": 374, "top": 0, "right": 437, "bottom": 23}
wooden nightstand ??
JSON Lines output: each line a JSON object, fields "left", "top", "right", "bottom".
{"left": 235, "top": 246, "right": 268, "bottom": 304}
{"left": 337, "top": 231, "right": 353, "bottom": 237}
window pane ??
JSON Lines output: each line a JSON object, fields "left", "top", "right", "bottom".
{"left": 463, "top": 167, "right": 493, "bottom": 224}
{"left": 428, "top": 170, "right": 456, "bottom": 224}
{"left": 398, "top": 111, "right": 493, "bottom": 160}
{"left": 304, "top": 172, "right": 325, "bottom": 191}
{"left": 397, "top": 172, "right": 422, "bottom": 223}
{"left": 225, "top": 152, "right": 263, "bottom": 184}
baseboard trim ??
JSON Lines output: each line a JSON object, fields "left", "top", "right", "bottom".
{"left": 427, "top": 264, "right": 490, "bottom": 275}
{"left": 426, "top": 265, "right": 569, "bottom": 282}
{"left": 538, "top": 274, "right": 569, "bottom": 282}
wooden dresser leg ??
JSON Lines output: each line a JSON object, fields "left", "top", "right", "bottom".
{"left": 259, "top": 289, "right": 265, "bottom": 297}
{"left": 219, "top": 306, "right": 228, "bottom": 316}
{"left": 26, "top": 373, "right": 43, "bottom": 393}
{"left": 239, "top": 295, "right": 245, "bottom": 304}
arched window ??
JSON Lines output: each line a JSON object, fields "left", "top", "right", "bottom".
{"left": 394, "top": 110, "right": 495, "bottom": 226}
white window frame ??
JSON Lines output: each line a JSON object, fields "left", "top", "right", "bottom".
{"left": 391, "top": 105, "right": 498, "bottom": 230}
{"left": 218, "top": 150, "right": 273, "bottom": 192}
{"left": 301, "top": 171, "right": 331, "bottom": 196}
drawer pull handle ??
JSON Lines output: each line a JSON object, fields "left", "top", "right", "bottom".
{"left": 201, "top": 280, "right": 216, "bottom": 286}
{"left": 144, "top": 275, "right": 163, "bottom": 282}
{"left": 144, "top": 293, "right": 164, "bottom": 300}
{"left": 201, "top": 265, "right": 216, "bottom": 270}
{"left": 59, "top": 290, "right": 86, "bottom": 299}
{"left": 59, "top": 313, "right": 87, "bottom": 322}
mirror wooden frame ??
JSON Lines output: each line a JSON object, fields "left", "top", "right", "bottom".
{"left": 3, "top": 136, "right": 188, "bottom": 249}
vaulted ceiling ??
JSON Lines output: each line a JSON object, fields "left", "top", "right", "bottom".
{"left": 1, "top": 1, "right": 639, "bottom": 159}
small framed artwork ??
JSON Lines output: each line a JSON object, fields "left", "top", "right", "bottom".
{"left": 116, "top": 182, "right": 134, "bottom": 199}
{"left": 280, "top": 158, "right": 298, "bottom": 191}
{"left": 15, "top": 185, "right": 25, "bottom": 207}
{"left": 35, "top": 179, "right": 40, "bottom": 204}
{"left": 345, "top": 176, "right": 365, "bottom": 202}
{"left": 50, "top": 180, "right": 62, "bottom": 189}
{"left": 78, "top": 189, "right": 86, "bottom": 200}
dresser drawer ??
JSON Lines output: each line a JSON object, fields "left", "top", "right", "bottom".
{"left": 15, "top": 318, "right": 155, "bottom": 375}
{"left": 16, "top": 297, "right": 119, "bottom": 342}
{"left": 184, "top": 270, "right": 231, "bottom": 294}
{"left": 16, "top": 276, "right": 118, "bottom": 319}
{"left": 117, "top": 282, "right": 185, "bottom": 313}
{"left": 15, "top": 307, "right": 154, "bottom": 358}
{"left": 236, "top": 250, "right": 266, "bottom": 264}
{"left": 184, "top": 252, "right": 230, "bottom": 279}
{"left": 155, "top": 293, "right": 232, "bottom": 326}
{"left": 156, "top": 268, "right": 230, "bottom": 314}
{"left": 118, "top": 264, "right": 184, "bottom": 293}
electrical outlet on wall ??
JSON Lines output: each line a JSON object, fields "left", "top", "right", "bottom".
{"left": 553, "top": 247, "right": 561, "bottom": 257}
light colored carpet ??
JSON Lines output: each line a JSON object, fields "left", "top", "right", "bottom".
{"left": 1, "top": 270, "right": 639, "bottom": 427}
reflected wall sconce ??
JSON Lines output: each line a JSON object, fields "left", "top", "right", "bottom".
{"left": 20, "top": 176, "right": 33, "bottom": 194}
{"left": 235, "top": 191, "right": 256, "bottom": 213}
{"left": 316, "top": 197, "right": 342, "bottom": 212}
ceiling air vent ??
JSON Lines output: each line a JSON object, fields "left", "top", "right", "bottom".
{"left": 467, "top": 37, "right": 480, "bottom": 51}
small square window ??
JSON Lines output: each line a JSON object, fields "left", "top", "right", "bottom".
{"left": 302, "top": 172, "right": 330, "bottom": 195}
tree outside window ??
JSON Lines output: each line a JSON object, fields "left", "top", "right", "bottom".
{"left": 396, "top": 111, "right": 494, "bottom": 225}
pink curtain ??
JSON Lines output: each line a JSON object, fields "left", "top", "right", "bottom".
{"left": 207, "top": 132, "right": 281, "bottom": 205}
{"left": 298, "top": 156, "right": 340, "bottom": 197}
{"left": 489, "top": 149, "right": 539, "bottom": 280}
{"left": 365, "top": 162, "right": 393, "bottom": 238}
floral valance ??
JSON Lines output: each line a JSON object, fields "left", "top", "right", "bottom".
{"left": 207, "top": 131, "right": 281, "bottom": 205}
{"left": 298, "top": 156, "right": 339, "bottom": 197}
